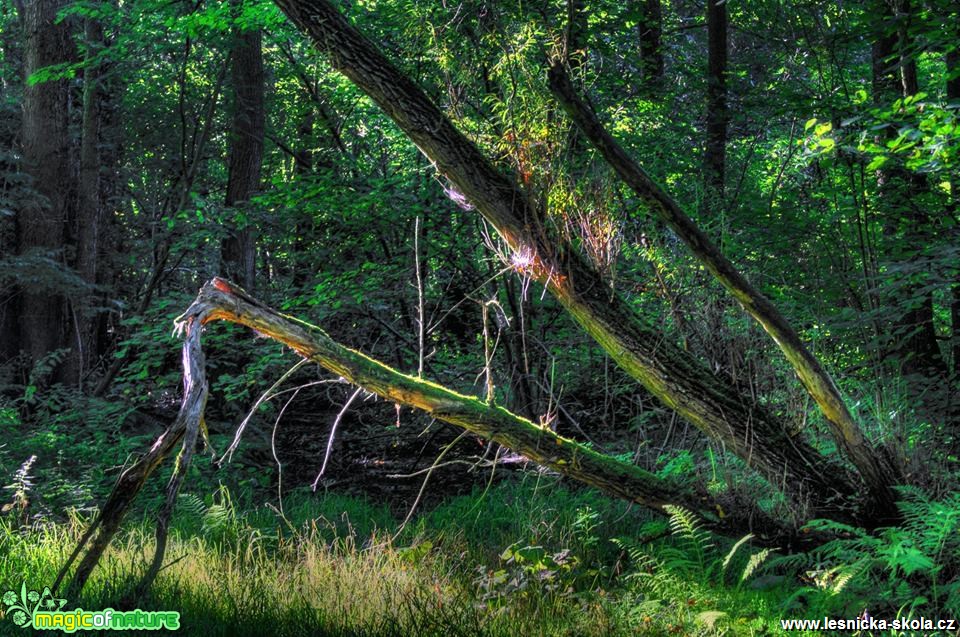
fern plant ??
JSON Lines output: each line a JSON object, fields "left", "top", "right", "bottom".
{"left": 616, "top": 506, "right": 770, "bottom": 590}
{"left": 778, "top": 485, "right": 960, "bottom": 619}
{"left": 614, "top": 506, "right": 773, "bottom": 632}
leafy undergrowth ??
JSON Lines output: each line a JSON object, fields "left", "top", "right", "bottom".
{"left": 1, "top": 478, "right": 958, "bottom": 636}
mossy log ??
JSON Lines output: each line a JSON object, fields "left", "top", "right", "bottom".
{"left": 58, "top": 278, "right": 803, "bottom": 597}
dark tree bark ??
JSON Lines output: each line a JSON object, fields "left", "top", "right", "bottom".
{"left": 290, "top": 108, "right": 314, "bottom": 288}
{"left": 0, "top": 2, "right": 23, "bottom": 362}
{"left": 702, "top": 0, "right": 727, "bottom": 217}
{"left": 947, "top": 35, "right": 960, "bottom": 398}
{"left": 635, "top": 0, "right": 663, "bottom": 86}
{"left": 564, "top": 0, "right": 588, "bottom": 73}
{"left": 76, "top": 10, "right": 117, "bottom": 379}
{"left": 271, "top": 0, "right": 871, "bottom": 522}
{"left": 220, "top": 20, "right": 264, "bottom": 293}
{"left": 17, "top": 0, "right": 75, "bottom": 375}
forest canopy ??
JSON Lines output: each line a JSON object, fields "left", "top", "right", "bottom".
{"left": 1, "top": 0, "right": 959, "bottom": 634}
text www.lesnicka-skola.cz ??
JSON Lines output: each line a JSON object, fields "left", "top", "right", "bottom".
{"left": 781, "top": 615, "right": 956, "bottom": 632}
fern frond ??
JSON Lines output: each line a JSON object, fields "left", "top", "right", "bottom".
{"left": 176, "top": 492, "right": 206, "bottom": 517}
{"left": 831, "top": 559, "right": 868, "bottom": 595}
{"left": 663, "top": 505, "right": 713, "bottom": 569}
{"left": 722, "top": 533, "right": 754, "bottom": 577}
{"left": 741, "top": 548, "right": 771, "bottom": 584}
{"left": 766, "top": 552, "right": 814, "bottom": 574}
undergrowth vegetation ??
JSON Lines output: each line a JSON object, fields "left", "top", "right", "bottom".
{"left": 3, "top": 477, "right": 959, "bottom": 636}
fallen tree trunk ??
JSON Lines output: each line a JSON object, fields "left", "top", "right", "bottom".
{"left": 58, "top": 278, "right": 805, "bottom": 595}
{"left": 271, "top": 0, "right": 862, "bottom": 518}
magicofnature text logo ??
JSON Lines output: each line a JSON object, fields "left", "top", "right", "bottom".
{"left": 2, "top": 583, "right": 179, "bottom": 632}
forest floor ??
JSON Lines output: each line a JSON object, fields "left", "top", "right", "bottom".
{"left": 2, "top": 472, "right": 935, "bottom": 637}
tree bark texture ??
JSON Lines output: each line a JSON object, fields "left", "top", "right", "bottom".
{"left": 271, "top": 0, "right": 869, "bottom": 520}
{"left": 76, "top": 13, "right": 117, "bottom": 379}
{"left": 18, "top": 0, "right": 75, "bottom": 373}
{"left": 220, "top": 21, "right": 264, "bottom": 292}
{"left": 0, "top": 3, "right": 22, "bottom": 360}
{"left": 635, "top": 0, "right": 663, "bottom": 86}
{"left": 564, "top": 0, "right": 588, "bottom": 73}
{"left": 703, "top": 0, "right": 727, "bottom": 213}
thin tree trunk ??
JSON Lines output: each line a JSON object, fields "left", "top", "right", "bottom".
{"left": 272, "top": 0, "right": 864, "bottom": 520}
{"left": 947, "top": 42, "right": 960, "bottom": 409}
{"left": 220, "top": 19, "right": 264, "bottom": 293}
{"left": 290, "top": 108, "right": 314, "bottom": 287}
{"left": 564, "top": 0, "right": 588, "bottom": 72}
{"left": 76, "top": 13, "right": 111, "bottom": 381}
{"left": 18, "top": 0, "right": 75, "bottom": 376}
{"left": 702, "top": 0, "right": 727, "bottom": 218}
{"left": 636, "top": 0, "right": 663, "bottom": 86}
{"left": 871, "top": 0, "right": 949, "bottom": 392}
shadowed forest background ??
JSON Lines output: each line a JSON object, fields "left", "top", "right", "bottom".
{"left": 1, "top": 0, "right": 959, "bottom": 634}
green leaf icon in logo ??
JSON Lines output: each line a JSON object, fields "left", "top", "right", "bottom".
{"left": 2, "top": 583, "right": 39, "bottom": 629}
{"left": 37, "top": 587, "right": 67, "bottom": 612}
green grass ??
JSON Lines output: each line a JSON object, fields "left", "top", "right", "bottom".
{"left": 0, "top": 479, "right": 641, "bottom": 637}
{"left": 4, "top": 476, "right": 952, "bottom": 636}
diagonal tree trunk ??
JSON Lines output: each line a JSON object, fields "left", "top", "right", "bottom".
{"left": 271, "top": 0, "right": 864, "bottom": 519}
{"left": 546, "top": 64, "right": 901, "bottom": 521}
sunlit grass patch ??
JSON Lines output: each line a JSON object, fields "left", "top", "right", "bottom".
{"left": 0, "top": 482, "right": 638, "bottom": 636}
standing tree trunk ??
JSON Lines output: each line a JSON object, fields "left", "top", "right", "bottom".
{"left": 0, "top": 0, "right": 23, "bottom": 362}
{"left": 18, "top": 0, "right": 75, "bottom": 377}
{"left": 220, "top": 16, "right": 264, "bottom": 293}
{"left": 947, "top": 37, "right": 960, "bottom": 410}
{"left": 636, "top": 0, "right": 663, "bottom": 87}
{"left": 76, "top": 9, "right": 115, "bottom": 380}
{"left": 871, "top": 0, "right": 949, "bottom": 404}
{"left": 290, "top": 108, "right": 314, "bottom": 288}
{"left": 564, "top": 0, "right": 588, "bottom": 72}
{"left": 702, "top": 0, "right": 727, "bottom": 219}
